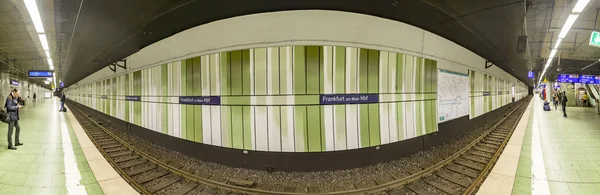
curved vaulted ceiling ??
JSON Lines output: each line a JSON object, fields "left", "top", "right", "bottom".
{"left": 26, "top": 0, "right": 534, "bottom": 87}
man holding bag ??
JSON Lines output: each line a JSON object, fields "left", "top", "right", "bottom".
{"left": 6, "top": 89, "right": 23, "bottom": 150}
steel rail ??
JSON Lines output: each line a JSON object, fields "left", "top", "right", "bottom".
{"left": 67, "top": 96, "right": 531, "bottom": 195}
{"left": 464, "top": 98, "right": 530, "bottom": 194}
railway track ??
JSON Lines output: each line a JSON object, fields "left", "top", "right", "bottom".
{"left": 68, "top": 96, "right": 530, "bottom": 195}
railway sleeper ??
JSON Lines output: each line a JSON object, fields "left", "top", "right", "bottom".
{"left": 171, "top": 183, "right": 199, "bottom": 195}
{"left": 407, "top": 167, "right": 422, "bottom": 175}
{"left": 487, "top": 135, "right": 505, "bottom": 140}
{"left": 148, "top": 177, "right": 182, "bottom": 193}
{"left": 436, "top": 172, "right": 469, "bottom": 188}
{"left": 90, "top": 135, "right": 110, "bottom": 139}
{"left": 228, "top": 179, "right": 254, "bottom": 188}
{"left": 95, "top": 137, "right": 114, "bottom": 142}
{"left": 472, "top": 146, "right": 496, "bottom": 154}
{"left": 490, "top": 132, "right": 508, "bottom": 137}
{"left": 477, "top": 143, "right": 499, "bottom": 150}
{"left": 455, "top": 159, "right": 484, "bottom": 171}
{"left": 462, "top": 155, "right": 488, "bottom": 164}
{"left": 468, "top": 150, "right": 493, "bottom": 159}
{"left": 135, "top": 170, "right": 169, "bottom": 184}
{"left": 481, "top": 140, "right": 501, "bottom": 146}
{"left": 105, "top": 147, "right": 128, "bottom": 153}
{"left": 108, "top": 151, "right": 131, "bottom": 158}
{"left": 424, "top": 177, "right": 457, "bottom": 195}
{"left": 446, "top": 164, "right": 479, "bottom": 178}
{"left": 114, "top": 155, "right": 139, "bottom": 163}
{"left": 98, "top": 141, "right": 119, "bottom": 146}
{"left": 101, "top": 144, "right": 123, "bottom": 149}
{"left": 485, "top": 137, "right": 504, "bottom": 143}
{"left": 127, "top": 165, "right": 157, "bottom": 176}
{"left": 406, "top": 182, "right": 430, "bottom": 195}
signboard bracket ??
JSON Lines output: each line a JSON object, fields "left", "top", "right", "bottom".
{"left": 485, "top": 60, "right": 493, "bottom": 69}
{"left": 108, "top": 60, "right": 127, "bottom": 72}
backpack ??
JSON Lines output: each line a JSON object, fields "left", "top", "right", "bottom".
{"left": 543, "top": 102, "right": 551, "bottom": 111}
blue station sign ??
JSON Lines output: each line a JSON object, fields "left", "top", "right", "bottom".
{"left": 28, "top": 70, "right": 53, "bottom": 78}
{"left": 528, "top": 71, "right": 534, "bottom": 78}
{"left": 580, "top": 75, "right": 597, "bottom": 84}
{"left": 557, "top": 74, "right": 580, "bottom": 83}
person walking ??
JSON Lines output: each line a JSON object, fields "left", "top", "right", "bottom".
{"left": 582, "top": 92, "right": 589, "bottom": 106}
{"left": 59, "top": 93, "right": 66, "bottom": 112}
{"left": 5, "top": 89, "right": 23, "bottom": 150}
{"left": 561, "top": 91, "right": 568, "bottom": 118}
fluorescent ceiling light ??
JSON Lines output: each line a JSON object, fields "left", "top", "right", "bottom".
{"left": 573, "top": 0, "right": 590, "bottom": 12}
{"left": 47, "top": 58, "right": 53, "bottom": 66}
{"left": 23, "top": 0, "right": 45, "bottom": 33}
{"left": 45, "top": 50, "right": 50, "bottom": 58}
{"left": 46, "top": 78, "right": 52, "bottom": 81}
{"left": 38, "top": 34, "right": 49, "bottom": 50}
{"left": 549, "top": 49, "right": 557, "bottom": 59}
{"left": 44, "top": 80, "right": 50, "bottom": 84}
{"left": 558, "top": 14, "right": 579, "bottom": 38}
{"left": 554, "top": 39, "right": 562, "bottom": 49}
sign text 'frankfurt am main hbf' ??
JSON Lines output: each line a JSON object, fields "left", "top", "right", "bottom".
{"left": 320, "top": 94, "right": 379, "bottom": 105}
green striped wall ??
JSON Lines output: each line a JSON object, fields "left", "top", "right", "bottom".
{"left": 68, "top": 45, "right": 438, "bottom": 152}
{"left": 469, "top": 70, "right": 526, "bottom": 119}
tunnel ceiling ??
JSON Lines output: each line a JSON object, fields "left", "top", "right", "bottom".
{"left": 50, "top": 0, "right": 532, "bottom": 87}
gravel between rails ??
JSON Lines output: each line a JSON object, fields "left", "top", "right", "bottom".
{"left": 74, "top": 103, "right": 520, "bottom": 193}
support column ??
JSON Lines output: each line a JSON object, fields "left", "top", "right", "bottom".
{"left": 0, "top": 73, "right": 9, "bottom": 101}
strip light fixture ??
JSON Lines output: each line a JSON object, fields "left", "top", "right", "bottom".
{"left": 24, "top": 0, "right": 54, "bottom": 79}
{"left": 538, "top": 0, "right": 590, "bottom": 84}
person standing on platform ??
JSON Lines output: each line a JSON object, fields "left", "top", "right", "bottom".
{"left": 582, "top": 92, "right": 589, "bottom": 106}
{"left": 32, "top": 93, "right": 36, "bottom": 102}
{"left": 561, "top": 91, "right": 568, "bottom": 118}
{"left": 59, "top": 93, "right": 66, "bottom": 112}
{"left": 5, "top": 89, "right": 23, "bottom": 150}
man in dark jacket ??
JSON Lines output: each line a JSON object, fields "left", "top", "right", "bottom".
{"left": 6, "top": 89, "right": 23, "bottom": 150}
{"left": 60, "top": 93, "right": 66, "bottom": 112}
{"left": 561, "top": 91, "right": 568, "bottom": 118}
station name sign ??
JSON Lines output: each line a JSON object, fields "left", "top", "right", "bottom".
{"left": 320, "top": 94, "right": 379, "bottom": 105}
{"left": 125, "top": 96, "right": 141, "bottom": 101}
{"left": 28, "top": 70, "right": 53, "bottom": 78}
{"left": 179, "top": 96, "right": 221, "bottom": 105}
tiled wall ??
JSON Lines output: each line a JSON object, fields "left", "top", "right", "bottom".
{"left": 68, "top": 45, "right": 439, "bottom": 152}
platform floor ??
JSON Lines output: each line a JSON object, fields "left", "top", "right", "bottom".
{"left": 479, "top": 98, "right": 600, "bottom": 195}
{"left": 0, "top": 99, "right": 136, "bottom": 195}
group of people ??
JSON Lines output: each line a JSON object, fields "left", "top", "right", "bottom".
{"left": 550, "top": 90, "right": 569, "bottom": 118}
{"left": 5, "top": 89, "right": 67, "bottom": 150}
